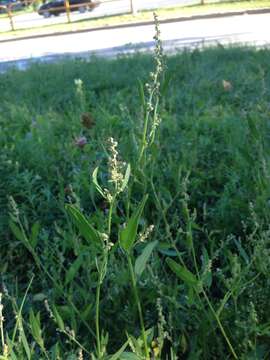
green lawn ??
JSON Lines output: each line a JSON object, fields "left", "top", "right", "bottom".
{"left": 1, "top": 45, "right": 270, "bottom": 359}
{"left": 1, "top": 0, "right": 270, "bottom": 40}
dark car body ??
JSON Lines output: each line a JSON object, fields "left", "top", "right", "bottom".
{"left": 38, "top": 0, "right": 98, "bottom": 17}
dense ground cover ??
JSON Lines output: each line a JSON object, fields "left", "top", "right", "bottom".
{"left": 1, "top": 44, "right": 270, "bottom": 359}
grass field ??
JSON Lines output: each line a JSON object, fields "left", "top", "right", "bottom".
{"left": 1, "top": 43, "right": 270, "bottom": 359}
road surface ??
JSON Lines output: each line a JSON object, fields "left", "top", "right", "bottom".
{"left": 0, "top": 12, "right": 270, "bottom": 71}
{"left": 0, "top": 0, "right": 198, "bottom": 32}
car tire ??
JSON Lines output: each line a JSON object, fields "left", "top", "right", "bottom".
{"left": 78, "top": 5, "right": 86, "bottom": 13}
{"left": 43, "top": 10, "right": 51, "bottom": 17}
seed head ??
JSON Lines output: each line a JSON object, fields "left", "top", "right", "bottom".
{"left": 108, "top": 137, "right": 124, "bottom": 193}
{"left": 139, "top": 224, "right": 154, "bottom": 242}
{"left": 74, "top": 78, "right": 83, "bottom": 92}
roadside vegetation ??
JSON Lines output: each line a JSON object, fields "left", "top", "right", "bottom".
{"left": 1, "top": 0, "right": 270, "bottom": 39}
{"left": 1, "top": 28, "right": 270, "bottom": 358}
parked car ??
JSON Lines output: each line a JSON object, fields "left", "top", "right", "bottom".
{"left": 38, "top": 0, "right": 99, "bottom": 17}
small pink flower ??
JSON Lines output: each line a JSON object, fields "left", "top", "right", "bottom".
{"left": 74, "top": 136, "right": 87, "bottom": 148}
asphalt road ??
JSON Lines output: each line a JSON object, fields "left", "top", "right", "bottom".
{"left": 0, "top": 12, "right": 270, "bottom": 71}
{"left": 0, "top": 0, "right": 197, "bottom": 32}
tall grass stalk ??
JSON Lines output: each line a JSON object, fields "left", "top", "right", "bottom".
{"left": 94, "top": 194, "right": 115, "bottom": 358}
{"left": 0, "top": 294, "right": 5, "bottom": 357}
{"left": 127, "top": 254, "right": 149, "bottom": 359}
{"left": 182, "top": 198, "right": 238, "bottom": 359}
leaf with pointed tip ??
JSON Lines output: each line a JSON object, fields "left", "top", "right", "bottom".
{"left": 52, "top": 305, "right": 65, "bottom": 331}
{"left": 119, "top": 353, "right": 141, "bottom": 360}
{"left": 121, "top": 164, "right": 131, "bottom": 192}
{"left": 30, "top": 222, "right": 40, "bottom": 249}
{"left": 65, "top": 255, "right": 84, "bottom": 286}
{"left": 66, "top": 205, "right": 102, "bottom": 247}
{"left": 20, "top": 324, "right": 31, "bottom": 360}
{"left": 29, "top": 310, "right": 43, "bottom": 348}
{"left": 9, "top": 221, "right": 26, "bottom": 243}
{"left": 9, "top": 221, "right": 32, "bottom": 253}
{"left": 107, "top": 340, "right": 129, "bottom": 360}
{"left": 135, "top": 240, "right": 157, "bottom": 277}
{"left": 119, "top": 195, "right": 148, "bottom": 253}
{"left": 92, "top": 167, "right": 106, "bottom": 198}
{"left": 166, "top": 258, "right": 198, "bottom": 287}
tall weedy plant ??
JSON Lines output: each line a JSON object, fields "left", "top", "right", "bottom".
{"left": 138, "top": 12, "right": 165, "bottom": 166}
{"left": 67, "top": 14, "right": 167, "bottom": 359}
{"left": 67, "top": 136, "right": 131, "bottom": 359}
{"left": 135, "top": 14, "right": 238, "bottom": 359}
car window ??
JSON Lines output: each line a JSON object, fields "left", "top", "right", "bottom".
{"left": 70, "top": 0, "right": 88, "bottom": 4}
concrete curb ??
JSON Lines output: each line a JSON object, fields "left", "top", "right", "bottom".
{"left": 0, "top": 6, "right": 270, "bottom": 43}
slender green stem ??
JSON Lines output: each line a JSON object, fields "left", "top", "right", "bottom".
{"left": 43, "top": 348, "right": 52, "bottom": 360}
{"left": 148, "top": 99, "right": 159, "bottom": 146}
{"left": 138, "top": 90, "right": 155, "bottom": 163}
{"left": 108, "top": 196, "right": 115, "bottom": 235}
{"left": 95, "top": 251, "right": 108, "bottom": 359}
{"left": 11, "top": 276, "right": 34, "bottom": 344}
{"left": 188, "top": 227, "right": 200, "bottom": 277}
{"left": 95, "top": 192, "right": 115, "bottom": 358}
{"left": 138, "top": 112, "right": 150, "bottom": 164}
{"left": 202, "top": 289, "right": 238, "bottom": 359}
{"left": 95, "top": 274, "right": 102, "bottom": 359}
{"left": 127, "top": 254, "right": 149, "bottom": 360}
{"left": 181, "top": 199, "right": 238, "bottom": 359}
{"left": 0, "top": 303, "right": 5, "bottom": 354}
{"left": 191, "top": 244, "right": 237, "bottom": 357}
{"left": 186, "top": 212, "right": 238, "bottom": 359}
{"left": 95, "top": 194, "right": 115, "bottom": 359}
{"left": 59, "top": 329, "right": 90, "bottom": 355}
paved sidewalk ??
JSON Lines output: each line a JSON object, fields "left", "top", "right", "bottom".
{"left": 1, "top": 6, "right": 270, "bottom": 43}
{"left": 1, "top": 12, "right": 270, "bottom": 72}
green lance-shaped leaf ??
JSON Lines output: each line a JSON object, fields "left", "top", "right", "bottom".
{"left": 65, "top": 255, "right": 84, "bottom": 286}
{"left": 119, "top": 195, "right": 148, "bottom": 253}
{"left": 166, "top": 258, "right": 198, "bottom": 288}
{"left": 9, "top": 221, "right": 32, "bottom": 254}
{"left": 118, "top": 353, "right": 141, "bottom": 360}
{"left": 20, "top": 327, "right": 31, "bottom": 360}
{"left": 52, "top": 305, "right": 65, "bottom": 331}
{"left": 121, "top": 163, "right": 131, "bottom": 192}
{"left": 9, "top": 221, "right": 27, "bottom": 243}
{"left": 92, "top": 167, "right": 106, "bottom": 198}
{"left": 66, "top": 205, "right": 102, "bottom": 247}
{"left": 135, "top": 240, "right": 158, "bottom": 278}
{"left": 30, "top": 221, "right": 40, "bottom": 249}
{"left": 29, "top": 310, "right": 44, "bottom": 348}
{"left": 107, "top": 340, "right": 129, "bottom": 360}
